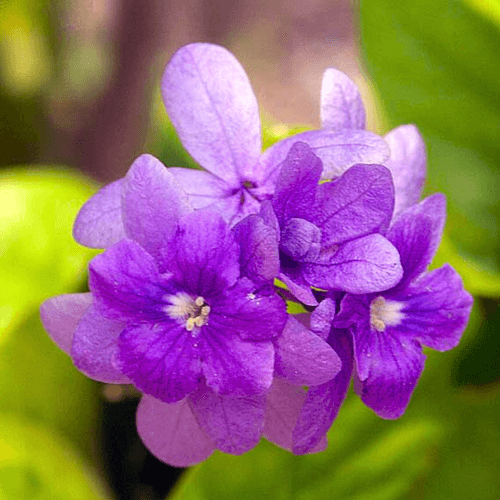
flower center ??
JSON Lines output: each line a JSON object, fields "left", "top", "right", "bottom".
{"left": 163, "top": 292, "right": 211, "bottom": 332}
{"left": 369, "top": 296, "right": 405, "bottom": 332}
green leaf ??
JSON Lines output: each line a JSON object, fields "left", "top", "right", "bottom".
{"left": 168, "top": 395, "right": 442, "bottom": 500}
{"left": 0, "top": 415, "right": 110, "bottom": 500}
{"left": 0, "top": 167, "right": 100, "bottom": 456}
{"left": 0, "top": 310, "right": 100, "bottom": 458}
{"left": 360, "top": 0, "right": 500, "bottom": 285}
{"left": 0, "top": 167, "right": 97, "bottom": 332}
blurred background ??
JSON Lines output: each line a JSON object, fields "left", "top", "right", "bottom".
{"left": 1, "top": 0, "right": 500, "bottom": 499}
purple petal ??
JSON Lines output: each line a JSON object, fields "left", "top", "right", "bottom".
{"left": 303, "top": 234, "right": 403, "bottom": 294}
{"left": 279, "top": 272, "right": 318, "bottom": 307}
{"left": 293, "top": 328, "right": 353, "bottom": 454}
{"left": 209, "top": 191, "right": 263, "bottom": 226}
{"left": 314, "top": 164, "right": 394, "bottom": 246}
{"left": 71, "top": 304, "right": 129, "bottom": 384}
{"left": 137, "top": 395, "right": 214, "bottom": 467}
{"left": 259, "top": 200, "right": 280, "bottom": 236}
{"left": 169, "top": 167, "right": 228, "bottom": 209}
{"left": 384, "top": 125, "right": 426, "bottom": 219}
{"left": 310, "top": 297, "right": 336, "bottom": 341}
{"left": 394, "top": 264, "right": 473, "bottom": 351}
{"left": 262, "top": 129, "right": 390, "bottom": 182}
{"left": 73, "top": 179, "right": 125, "bottom": 248}
{"left": 161, "top": 211, "right": 240, "bottom": 296}
{"left": 162, "top": 43, "right": 261, "bottom": 183}
{"left": 274, "top": 316, "right": 341, "bottom": 386}
{"left": 122, "top": 154, "right": 192, "bottom": 263}
{"left": 89, "top": 239, "right": 166, "bottom": 322}
{"left": 353, "top": 318, "right": 426, "bottom": 419}
{"left": 40, "top": 293, "right": 92, "bottom": 355}
{"left": 117, "top": 321, "right": 202, "bottom": 403}
{"left": 272, "top": 141, "right": 322, "bottom": 224}
{"left": 232, "top": 214, "right": 280, "bottom": 283}
{"left": 201, "top": 325, "right": 274, "bottom": 396}
{"left": 321, "top": 68, "right": 366, "bottom": 131}
{"left": 388, "top": 194, "right": 446, "bottom": 287}
{"left": 189, "top": 386, "right": 265, "bottom": 455}
{"left": 264, "top": 377, "right": 327, "bottom": 453}
{"left": 280, "top": 218, "right": 321, "bottom": 262}
{"left": 211, "top": 278, "right": 287, "bottom": 342}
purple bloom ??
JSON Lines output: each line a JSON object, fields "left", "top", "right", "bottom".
{"left": 286, "top": 195, "right": 473, "bottom": 454}
{"left": 265, "top": 67, "right": 426, "bottom": 221}
{"left": 72, "top": 44, "right": 391, "bottom": 249}
{"left": 41, "top": 154, "right": 340, "bottom": 466}
{"left": 268, "top": 141, "right": 403, "bottom": 305}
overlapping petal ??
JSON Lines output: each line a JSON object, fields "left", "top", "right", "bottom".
{"left": 40, "top": 293, "right": 93, "bottom": 355}
{"left": 272, "top": 141, "right": 322, "bottom": 224}
{"left": 71, "top": 304, "right": 128, "bottom": 384}
{"left": 314, "top": 163, "right": 394, "bottom": 246}
{"left": 384, "top": 125, "right": 426, "bottom": 219}
{"left": 274, "top": 316, "right": 341, "bottom": 386}
{"left": 122, "top": 154, "right": 192, "bottom": 262}
{"left": 303, "top": 233, "right": 403, "bottom": 294}
{"left": 264, "top": 378, "right": 327, "bottom": 454}
{"left": 387, "top": 194, "right": 446, "bottom": 287}
{"left": 162, "top": 43, "right": 261, "bottom": 184}
{"left": 321, "top": 68, "right": 366, "bottom": 131}
{"left": 278, "top": 271, "right": 318, "bottom": 307}
{"left": 73, "top": 179, "right": 125, "bottom": 248}
{"left": 262, "top": 129, "right": 390, "bottom": 181}
{"left": 169, "top": 167, "right": 229, "bottom": 209}
{"left": 137, "top": 395, "right": 214, "bottom": 467}
{"left": 201, "top": 326, "right": 274, "bottom": 396}
{"left": 293, "top": 328, "right": 353, "bottom": 454}
{"left": 232, "top": 214, "right": 280, "bottom": 283}
{"left": 189, "top": 386, "right": 265, "bottom": 455}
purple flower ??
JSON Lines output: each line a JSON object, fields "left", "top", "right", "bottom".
{"left": 284, "top": 195, "right": 473, "bottom": 454}
{"left": 268, "top": 141, "right": 403, "bottom": 305}
{"left": 41, "top": 154, "right": 340, "bottom": 466}
{"left": 72, "top": 44, "right": 391, "bottom": 250}
{"left": 264, "top": 68, "right": 426, "bottom": 221}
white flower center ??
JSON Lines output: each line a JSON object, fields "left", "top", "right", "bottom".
{"left": 369, "top": 296, "right": 405, "bottom": 332}
{"left": 163, "top": 292, "right": 210, "bottom": 332}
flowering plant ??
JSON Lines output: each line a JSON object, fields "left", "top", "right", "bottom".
{"left": 40, "top": 43, "right": 472, "bottom": 467}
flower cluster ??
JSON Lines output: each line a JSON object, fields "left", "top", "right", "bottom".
{"left": 40, "top": 43, "right": 472, "bottom": 466}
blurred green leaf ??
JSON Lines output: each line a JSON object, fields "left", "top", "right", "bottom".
{"left": 0, "top": 310, "right": 100, "bottom": 458}
{"left": 0, "top": 167, "right": 97, "bottom": 332}
{"left": 0, "top": 166, "right": 101, "bottom": 457}
{"left": 0, "top": 415, "right": 110, "bottom": 500}
{"left": 360, "top": 0, "right": 500, "bottom": 285}
{"left": 168, "top": 395, "right": 442, "bottom": 500}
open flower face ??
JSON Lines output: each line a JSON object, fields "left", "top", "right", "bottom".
{"left": 41, "top": 154, "right": 341, "bottom": 466}
{"left": 284, "top": 195, "right": 473, "bottom": 456}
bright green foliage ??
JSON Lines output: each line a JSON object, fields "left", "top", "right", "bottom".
{"left": 0, "top": 167, "right": 97, "bottom": 331}
{"left": 0, "top": 415, "right": 108, "bottom": 500}
{"left": 0, "top": 167, "right": 107, "bottom": 498}
{"left": 360, "top": 0, "right": 500, "bottom": 288}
